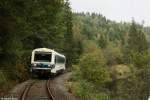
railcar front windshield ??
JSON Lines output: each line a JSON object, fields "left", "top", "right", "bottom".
{"left": 34, "top": 52, "right": 52, "bottom": 62}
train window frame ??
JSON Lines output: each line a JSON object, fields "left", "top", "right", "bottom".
{"left": 34, "top": 52, "right": 52, "bottom": 62}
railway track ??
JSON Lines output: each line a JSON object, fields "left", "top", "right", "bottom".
{"left": 19, "top": 79, "right": 55, "bottom": 100}
{"left": 46, "top": 79, "right": 55, "bottom": 100}
{"left": 19, "top": 81, "right": 35, "bottom": 100}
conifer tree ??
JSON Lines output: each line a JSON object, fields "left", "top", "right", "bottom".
{"left": 0, "top": 0, "right": 66, "bottom": 79}
{"left": 98, "top": 34, "right": 107, "bottom": 48}
{"left": 124, "top": 20, "right": 149, "bottom": 63}
{"left": 127, "top": 21, "right": 148, "bottom": 53}
{"left": 64, "top": 0, "right": 74, "bottom": 67}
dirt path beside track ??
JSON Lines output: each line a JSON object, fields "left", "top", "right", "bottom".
{"left": 50, "top": 73, "right": 76, "bottom": 100}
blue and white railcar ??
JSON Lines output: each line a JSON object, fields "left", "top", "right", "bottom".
{"left": 30, "top": 48, "right": 66, "bottom": 76}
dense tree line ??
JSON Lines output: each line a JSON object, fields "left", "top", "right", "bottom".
{"left": 0, "top": 0, "right": 75, "bottom": 92}
{"left": 0, "top": 1, "right": 150, "bottom": 99}
{"left": 71, "top": 13, "right": 150, "bottom": 100}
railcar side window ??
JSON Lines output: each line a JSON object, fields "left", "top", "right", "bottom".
{"left": 55, "top": 55, "right": 65, "bottom": 64}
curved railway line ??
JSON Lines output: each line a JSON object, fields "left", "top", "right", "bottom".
{"left": 19, "top": 81, "right": 35, "bottom": 100}
{"left": 46, "top": 79, "right": 55, "bottom": 100}
{"left": 19, "top": 79, "right": 55, "bottom": 100}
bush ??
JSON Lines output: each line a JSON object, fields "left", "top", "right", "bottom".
{"left": 0, "top": 70, "right": 13, "bottom": 95}
{"left": 103, "top": 43, "right": 123, "bottom": 65}
{"left": 69, "top": 42, "right": 111, "bottom": 99}
{"left": 70, "top": 80, "right": 110, "bottom": 100}
{"left": 79, "top": 46, "right": 111, "bottom": 85}
{"left": 131, "top": 52, "right": 150, "bottom": 68}
{"left": 109, "top": 53, "right": 150, "bottom": 100}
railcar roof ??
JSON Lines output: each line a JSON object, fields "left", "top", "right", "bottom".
{"left": 32, "top": 48, "right": 65, "bottom": 57}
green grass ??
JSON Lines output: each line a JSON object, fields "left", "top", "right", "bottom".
{"left": 0, "top": 70, "right": 16, "bottom": 96}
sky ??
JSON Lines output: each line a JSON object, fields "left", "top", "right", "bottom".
{"left": 70, "top": 0, "right": 150, "bottom": 26}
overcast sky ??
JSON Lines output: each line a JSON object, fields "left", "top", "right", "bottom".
{"left": 70, "top": 0, "right": 150, "bottom": 26}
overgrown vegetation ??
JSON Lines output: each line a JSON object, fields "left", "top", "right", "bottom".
{"left": 0, "top": 0, "right": 150, "bottom": 99}
{"left": 0, "top": 0, "right": 76, "bottom": 94}
{"left": 70, "top": 13, "right": 150, "bottom": 100}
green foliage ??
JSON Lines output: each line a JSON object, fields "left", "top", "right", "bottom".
{"left": 143, "top": 27, "right": 150, "bottom": 42}
{"left": 103, "top": 42, "right": 123, "bottom": 65}
{"left": 70, "top": 78, "right": 110, "bottom": 100}
{"left": 98, "top": 34, "right": 108, "bottom": 48}
{"left": 130, "top": 22, "right": 148, "bottom": 51}
{"left": 131, "top": 52, "right": 150, "bottom": 68}
{"left": 0, "top": 70, "right": 17, "bottom": 92}
{"left": 0, "top": 1, "right": 150, "bottom": 99}
{"left": 110, "top": 64, "right": 150, "bottom": 100}
{"left": 123, "top": 21, "right": 149, "bottom": 63}
{"left": 0, "top": 71, "right": 8, "bottom": 90}
{"left": 73, "top": 13, "right": 130, "bottom": 44}
{"left": 109, "top": 52, "right": 150, "bottom": 100}
{"left": 0, "top": 0, "right": 66, "bottom": 64}
{"left": 0, "top": 0, "right": 77, "bottom": 92}
{"left": 71, "top": 13, "right": 150, "bottom": 100}
{"left": 64, "top": 0, "right": 77, "bottom": 67}
{"left": 78, "top": 42, "right": 110, "bottom": 85}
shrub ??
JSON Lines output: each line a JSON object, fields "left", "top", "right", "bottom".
{"left": 103, "top": 43, "right": 123, "bottom": 65}
{"left": 79, "top": 48, "right": 111, "bottom": 85}
{"left": 131, "top": 52, "right": 150, "bottom": 68}
{"left": 70, "top": 80, "right": 110, "bottom": 100}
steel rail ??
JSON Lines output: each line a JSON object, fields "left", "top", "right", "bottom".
{"left": 46, "top": 79, "right": 55, "bottom": 100}
{"left": 19, "top": 81, "right": 35, "bottom": 100}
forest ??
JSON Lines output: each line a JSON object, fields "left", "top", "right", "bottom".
{"left": 70, "top": 13, "right": 150, "bottom": 100}
{"left": 0, "top": 0, "right": 150, "bottom": 100}
{"left": 0, "top": 0, "right": 74, "bottom": 94}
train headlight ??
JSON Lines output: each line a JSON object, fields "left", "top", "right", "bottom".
{"left": 32, "top": 64, "right": 36, "bottom": 67}
{"left": 48, "top": 65, "right": 51, "bottom": 67}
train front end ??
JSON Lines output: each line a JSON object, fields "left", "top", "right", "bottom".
{"left": 30, "top": 48, "right": 55, "bottom": 76}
